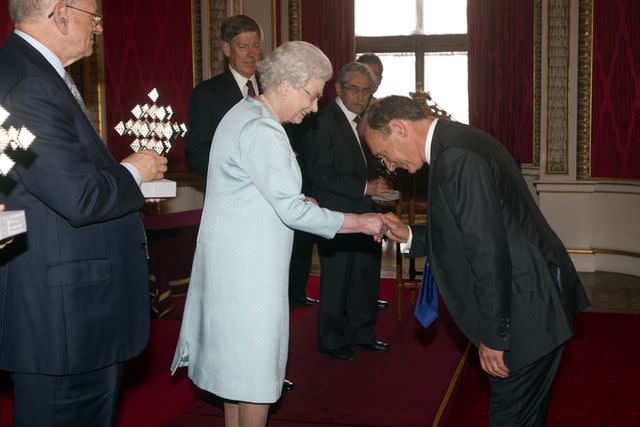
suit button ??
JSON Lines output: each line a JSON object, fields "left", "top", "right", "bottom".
{"left": 140, "top": 242, "right": 147, "bottom": 250}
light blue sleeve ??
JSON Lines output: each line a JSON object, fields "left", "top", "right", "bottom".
{"left": 238, "top": 117, "right": 344, "bottom": 238}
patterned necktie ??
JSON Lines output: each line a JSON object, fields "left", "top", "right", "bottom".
{"left": 63, "top": 72, "right": 88, "bottom": 116}
{"left": 246, "top": 80, "right": 257, "bottom": 98}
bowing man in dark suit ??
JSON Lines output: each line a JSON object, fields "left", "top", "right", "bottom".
{"left": 364, "top": 96, "right": 589, "bottom": 426}
{"left": 0, "top": 1, "right": 167, "bottom": 425}
{"left": 304, "top": 62, "right": 393, "bottom": 360}
{"left": 184, "top": 14, "right": 261, "bottom": 175}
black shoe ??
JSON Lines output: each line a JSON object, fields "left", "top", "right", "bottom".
{"left": 291, "top": 296, "right": 319, "bottom": 306}
{"left": 320, "top": 346, "right": 356, "bottom": 360}
{"left": 283, "top": 379, "right": 295, "bottom": 393}
{"left": 377, "top": 299, "right": 390, "bottom": 309}
{"left": 354, "top": 340, "right": 390, "bottom": 352}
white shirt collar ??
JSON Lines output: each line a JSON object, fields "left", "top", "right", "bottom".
{"left": 425, "top": 118, "right": 438, "bottom": 165}
{"left": 335, "top": 97, "right": 358, "bottom": 123}
{"left": 15, "top": 30, "right": 65, "bottom": 78}
{"left": 228, "top": 65, "right": 259, "bottom": 97}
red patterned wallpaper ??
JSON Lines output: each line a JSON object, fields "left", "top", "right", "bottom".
{"left": 102, "top": 0, "right": 193, "bottom": 172}
{"left": 591, "top": 0, "right": 640, "bottom": 179}
{"left": 468, "top": 0, "right": 534, "bottom": 166}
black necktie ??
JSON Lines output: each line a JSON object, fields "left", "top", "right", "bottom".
{"left": 246, "top": 80, "right": 257, "bottom": 98}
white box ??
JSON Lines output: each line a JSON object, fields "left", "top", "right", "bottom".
{"left": 140, "top": 179, "right": 176, "bottom": 198}
{"left": 0, "top": 210, "right": 27, "bottom": 240}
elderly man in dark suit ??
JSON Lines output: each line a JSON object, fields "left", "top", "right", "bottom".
{"left": 185, "top": 14, "right": 261, "bottom": 175}
{"left": 364, "top": 95, "right": 589, "bottom": 426}
{"left": 304, "top": 62, "right": 393, "bottom": 360}
{"left": 0, "top": 0, "right": 167, "bottom": 425}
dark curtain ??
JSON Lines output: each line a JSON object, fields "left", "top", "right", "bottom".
{"left": 300, "top": 0, "right": 354, "bottom": 102}
{"left": 591, "top": 0, "right": 640, "bottom": 179}
{"left": 468, "top": 0, "right": 534, "bottom": 165}
{"left": 1, "top": 8, "right": 13, "bottom": 45}
{"left": 102, "top": 0, "right": 193, "bottom": 172}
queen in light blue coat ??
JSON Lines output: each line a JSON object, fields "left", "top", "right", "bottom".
{"left": 172, "top": 41, "right": 384, "bottom": 426}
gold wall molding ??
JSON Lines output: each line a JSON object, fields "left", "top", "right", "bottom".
{"left": 288, "top": 0, "right": 301, "bottom": 41}
{"left": 533, "top": 0, "right": 542, "bottom": 167}
{"left": 192, "top": 0, "right": 203, "bottom": 86}
{"left": 568, "top": 248, "right": 640, "bottom": 259}
{"left": 546, "top": 0, "right": 570, "bottom": 174}
{"left": 210, "top": 0, "right": 226, "bottom": 76}
{"left": 577, "top": 0, "right": 592, "bottom": 179}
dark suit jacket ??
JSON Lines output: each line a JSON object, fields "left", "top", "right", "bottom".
{"left": 0, "top": 33, "right": 150, "bottom": 375}
{"left": 410, "top": 120, "right": 589, "bottom": 371}
{"left": 184, "top": 68, "right": 244, "bottom": 175}
{"left": 303, "top": 101, "right": 376, "bottom": 214}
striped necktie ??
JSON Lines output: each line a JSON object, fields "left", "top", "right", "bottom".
{"left": 246, "top": 80, "right": 257, "bottom": 98}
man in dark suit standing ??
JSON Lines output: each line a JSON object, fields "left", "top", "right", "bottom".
{"left": 184, "top": 14, "right": 261, "bottom": 175}
{"left": 364, "top": 96, "right": 589, "bottom": 426}
{"left": 0, "top": 1, "right": 167, "bottom": 425}
{"left": 304, "top": 62, "right": 393, "bottom": 360}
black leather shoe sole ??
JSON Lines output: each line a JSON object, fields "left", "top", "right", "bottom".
{"left": 291, "top": 297, "right": 320, "bottom": 306}
{"left": 354, "top": 340, "right": 390, "bottom": 352}
{"left": 283, "top": 379, "right": 295, "bottom": 393}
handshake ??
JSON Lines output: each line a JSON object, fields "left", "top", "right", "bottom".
{"left": 341, "top": 212, "right": 410, "bottom": 243}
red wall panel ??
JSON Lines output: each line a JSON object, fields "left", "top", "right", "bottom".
{"left": 591, "top": 0, "right": 640, "bottom": 179}
{"left": 102, "top": 0, "right": 193, "bottom": 172}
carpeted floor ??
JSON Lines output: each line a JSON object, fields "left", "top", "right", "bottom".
{"left": 438, "top": 311, "right": 640, "bottom": 427}
{"left": 2, "top": 277, "right": 639, "bottom": 426}
{"left": 171, "top": 277, "right": 469, "bottom": 426}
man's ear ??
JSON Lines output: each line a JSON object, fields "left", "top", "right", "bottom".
{"left": 388, "top": 119, "right": 407, "bottom": 138}
{"left": 221, "top": 41, "right": 231, "bottom": 59}
{"left": 51, "top": 4, "right": 70, "bottom": 36}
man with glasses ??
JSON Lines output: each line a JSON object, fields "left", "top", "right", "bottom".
{"left": 303, "top": 62, "right": 393, "bottom": 360}
{"left": 0, "top": 1, "right": 167, "bottom": 425}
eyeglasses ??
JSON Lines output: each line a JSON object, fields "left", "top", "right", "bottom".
{"left": 48, "top": 3, "right": 103, "bottom": 27}
{"left": 341, "top": 84, "right": 372, "bottom": 96}
{"left": 301, "top": 86, "right": 322, "bottom": 103}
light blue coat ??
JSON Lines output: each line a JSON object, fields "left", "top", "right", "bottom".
{"left": 172, "top": 97, "right": 343, "bottom": 403}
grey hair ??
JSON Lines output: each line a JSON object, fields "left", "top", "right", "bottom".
{"left": 363, "top": 96, "right": 426, "bottom": 136}
{"left": 337, "top": 62, "right": 374, "bottom": 87}
{"left": 257, "top": 41, "right": 332, "bottom": 91}
{"left": 9, "top": 0, "right": 58, "bottom": 24}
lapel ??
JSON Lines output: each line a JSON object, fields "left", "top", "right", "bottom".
{"left": 328, "top": 101, "right": 367, "bottom": 173}
{"left": 426, "top": 119, "right": 446, "bottom": 260}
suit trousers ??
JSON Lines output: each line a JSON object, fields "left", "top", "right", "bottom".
{"left": 288, "top": 230, "right": 315, "bottom": 304}
{"left": 317, "top": 234, "right": 381, "bottom": 350}
{"left": 11, "top": 363, "right": 123, "bottom": 427}
{"left": 489, "top": 345, "right": 565, "bottom": 427}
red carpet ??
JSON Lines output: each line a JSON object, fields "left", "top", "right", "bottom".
{"left": 437, "top": 311, "right": 640, "bottom": 427}
{"left": 2, "top": 278, "right": 639, "bottom": 426}
{"left": 172, "top": 277, "right": 470, "bottom": 426}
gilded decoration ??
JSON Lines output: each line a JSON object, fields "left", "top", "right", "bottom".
{"left": 192, "top": 0, "right": 203, "bottom": 86}
{"left": 546, "top": 0, "right": 570, "bottom": 174}
{"left": 210, "top": 1, "right": 227, "bottom": 76}
{"left": 577, "top": 0, "right": 592, "bottom": 179}
{"left": 288, "top": 0, "right": 301, "bottom": 41}
{"left": 533, "top": 0, "right": 542, "bottom": 167}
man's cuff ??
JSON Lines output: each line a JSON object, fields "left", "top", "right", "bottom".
{"left": 400, "top": 227, "right": 413, "bottom": 253}
{"left": 121, "top": 162, "right": 142, "bottom": 186}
